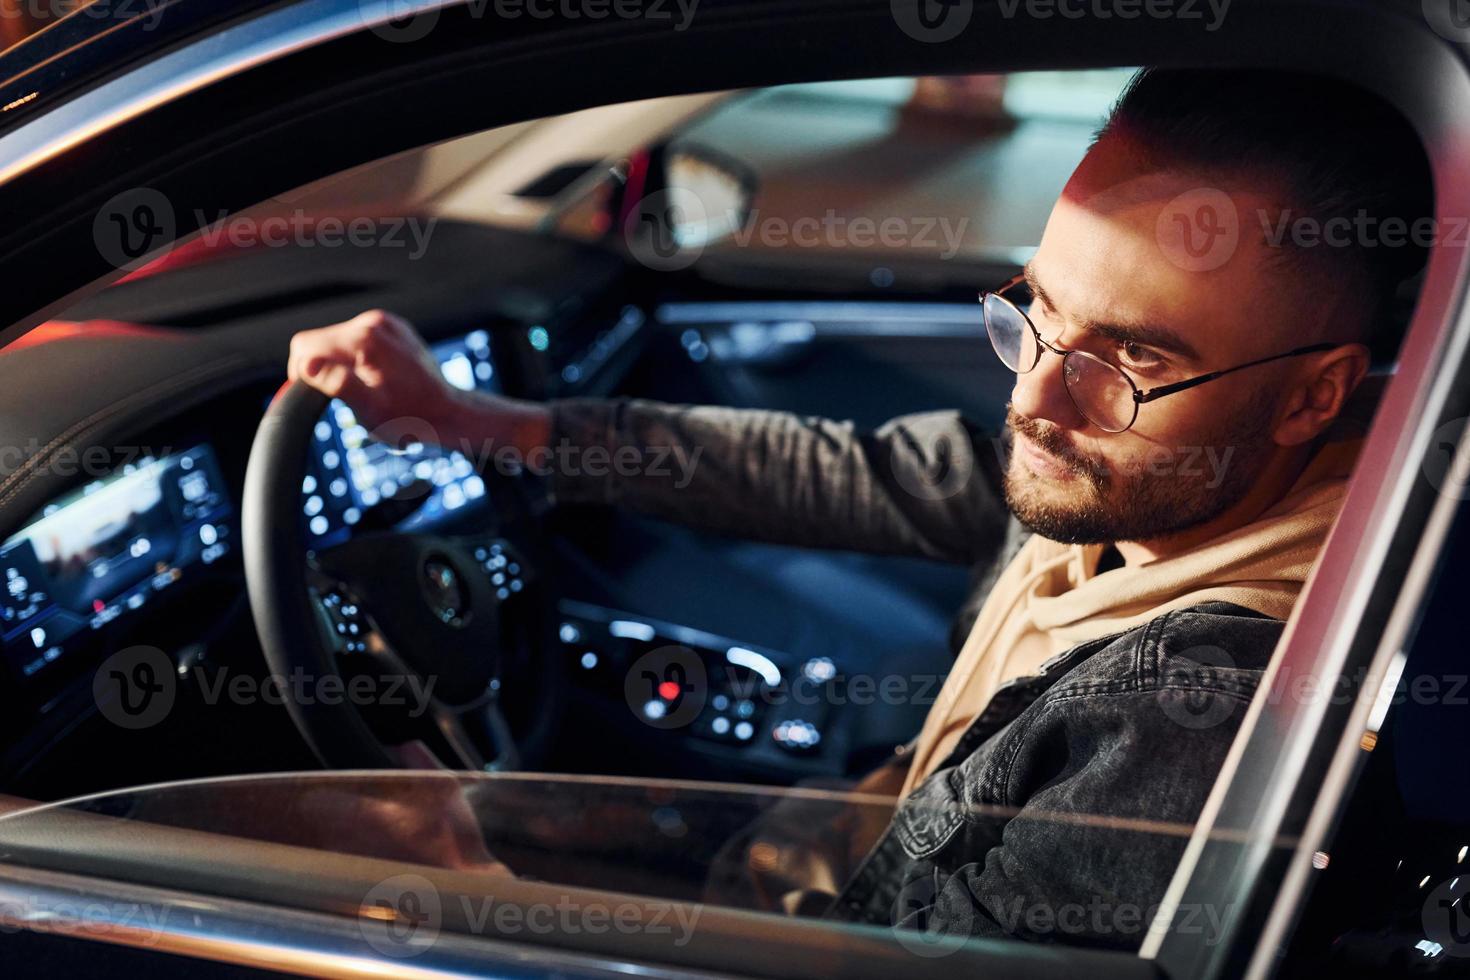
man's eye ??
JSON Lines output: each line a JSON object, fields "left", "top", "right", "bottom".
{"left": 1118, "top": 341, "right": 1163, "bottom": 370}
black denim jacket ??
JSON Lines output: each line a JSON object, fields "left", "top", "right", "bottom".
{"left": 826, "top": 601, "right": 1278, "bottom": 947}
{"left": 550, "top": 399, "right": 1283, "bottom": 948}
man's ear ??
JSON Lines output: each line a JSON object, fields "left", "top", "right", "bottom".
{"left": 1273, "top": 343, "right": 1371, "bottom": 447}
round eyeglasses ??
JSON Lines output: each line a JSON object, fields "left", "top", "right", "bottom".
{"left": 981, "top": 273, "right": 1336, "bottom": 433}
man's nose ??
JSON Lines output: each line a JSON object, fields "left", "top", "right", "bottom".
{"left": 1011, "top": 347, "right": 1087, "bottom": 430}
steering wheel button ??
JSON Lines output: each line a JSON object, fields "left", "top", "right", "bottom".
{"left": 733, "top": 721, "right": 755, "bottom": 741}
{"left": 496, "top": 587, "right": 510, "bottom": 600}
{"left": 492, "top": 573, "right": 505, "bottom": 586}
{"left": 509, "top": 580, "right": 523, "bottom": 593}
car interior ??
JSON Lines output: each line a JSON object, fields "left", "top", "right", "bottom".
{"left": 0, "top": 0, "right": 1469, "bottom": 976}
{"left": 0, "top": 72, "right": 1138, "bottom": 800}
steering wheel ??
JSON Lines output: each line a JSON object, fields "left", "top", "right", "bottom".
{"left": 241, "top": 382, "right": 564, "bottom": 772}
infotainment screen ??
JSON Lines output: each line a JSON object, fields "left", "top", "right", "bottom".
{"left": 0, "top": 444, "right": 232, "bottom": 680}
{"left": 303, "top": 330, "right": 499, "bottom": 546}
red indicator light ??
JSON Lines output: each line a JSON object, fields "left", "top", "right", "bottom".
{"left": 93, "top": 599, "right": 105, "bottom": 613}
{"left": 657, "top": 681, "right": 681, "bottom": 701}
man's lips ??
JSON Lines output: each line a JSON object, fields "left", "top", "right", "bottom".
{"left": 1015, "top": 433, "right": 1078, "bottom": 480}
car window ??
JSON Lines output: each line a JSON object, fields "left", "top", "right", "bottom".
{"left": 1278, "top": 465, "right": 1470, "bottom": 971}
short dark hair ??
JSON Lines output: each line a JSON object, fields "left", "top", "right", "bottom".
{"left": 1097, "top": 68, "right": 1433, "bottom": 361}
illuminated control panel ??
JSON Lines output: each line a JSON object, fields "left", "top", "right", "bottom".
{"left": 0, "top": 444, "right": 232, "bottom": 681}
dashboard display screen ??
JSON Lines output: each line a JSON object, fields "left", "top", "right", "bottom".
{"left": 303, "top": 330, "right": 499, "bottom": 546}
{"left": 0, "top": 444, "right": 232, "bottom": 680}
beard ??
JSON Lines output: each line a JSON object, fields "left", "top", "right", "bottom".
{"left": 1001, "top": 401, "right": 1276, "bottom": 545}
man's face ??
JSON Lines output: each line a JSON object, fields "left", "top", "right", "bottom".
{"left": 1003, "top": 139, "right": 1305, "bottom": 545}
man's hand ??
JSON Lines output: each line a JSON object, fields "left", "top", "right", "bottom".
{"left": 288, "top": 309, "right": 550, "bottom": 454}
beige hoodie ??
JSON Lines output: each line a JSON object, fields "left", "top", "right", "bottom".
{"left": 899, "top": 435, "right": 1361, "bottom": 797}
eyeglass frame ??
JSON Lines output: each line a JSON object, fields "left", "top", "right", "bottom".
{"left": 980, "top": 273, "right": 1338, "bottom": 433}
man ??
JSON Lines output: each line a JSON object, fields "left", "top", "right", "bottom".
{"left": 287, "top": 69, "right": 1430, "bottom": 946}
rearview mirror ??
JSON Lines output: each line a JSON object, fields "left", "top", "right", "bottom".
{"left": 620, "top": 142, "right": 757, "bottom": 264}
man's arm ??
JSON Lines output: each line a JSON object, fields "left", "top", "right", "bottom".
{"left": 289, "top": 310, "right": 1011, "bottom": 565}
{"left": 549, "top": 398, "right": 1009, "bottom": 564}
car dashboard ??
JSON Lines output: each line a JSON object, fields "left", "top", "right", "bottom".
{"left": 0, "top": 219, "right": 983, "bottom": 800}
